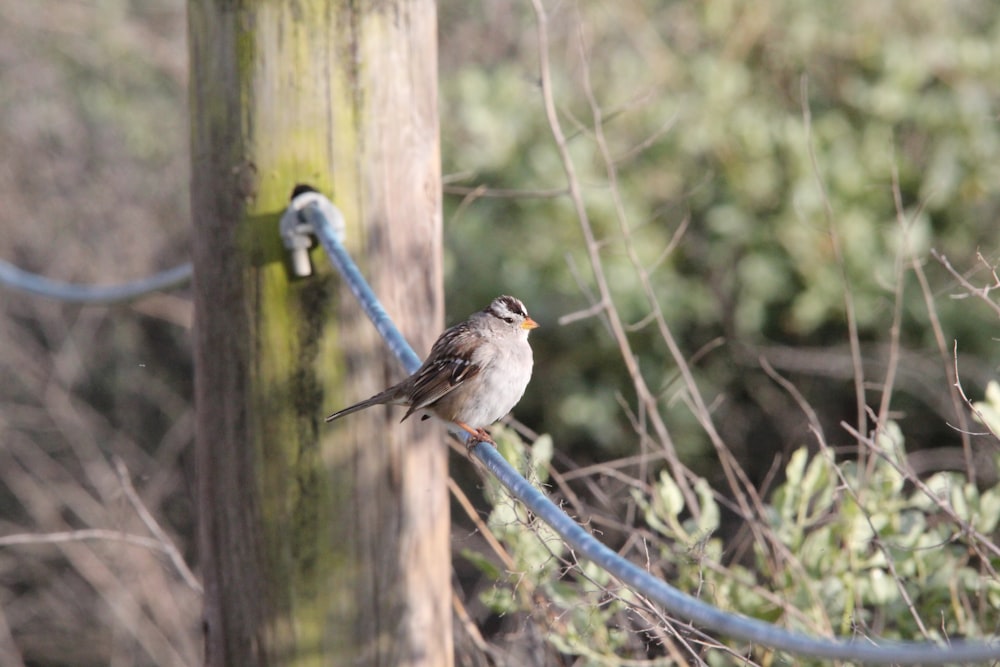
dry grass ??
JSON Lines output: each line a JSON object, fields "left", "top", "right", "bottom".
{"left": 0, "top": 1, "right": 197, "bottom": 665}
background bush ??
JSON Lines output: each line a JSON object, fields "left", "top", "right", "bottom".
{"left": 440, "top": 0, "right": 1000, "bottom": 475}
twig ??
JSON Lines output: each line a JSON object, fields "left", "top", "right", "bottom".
{"left": 443, "top": 184, "right": 569, "bottom": 199}
{"left": 801, "top": 75, "right": 868, "bottom": 462}
{"left": 844, "top": 418, "right": 933, "bottom": 638}
{"left": 840, "top": 421, "right": 1000, "bottom": 563}
{"left": 558, "top": 298, "right": 609, "bottom": 326}
{"left": 528, "top": 0, "right": 699, "bottom": 515}
{"left": 871, "top": 161, "right": 909, "bottom": 469}
{"left": 911, "top": 257, "right": 976, "bottom": 476}
{"left": 112, "top": 457, "right": 203, "bottom": 593}
{"left": 448, "top": 475, "right": 516, "bottom": 572}
{"left": 951, "top": 342, "right": 1000, "bottom": 442}
{"left": 0, "top": 528, "right": 165, "bottom": 551}
{"left": 574, "top": 21, "right": 771, "bottom": 549}
{"left": 931, "top": 250, "right": 1000, "bottom": 319}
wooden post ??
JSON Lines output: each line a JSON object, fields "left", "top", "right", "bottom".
{"left": 188, "top": 1, "right": 449, "bottom": 665}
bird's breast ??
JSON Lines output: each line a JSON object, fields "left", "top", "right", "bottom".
{"left": 466, "top": 341, "right": 533, "bottom": 427}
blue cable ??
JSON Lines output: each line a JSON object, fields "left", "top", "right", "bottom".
{"left": 477, "top": 443, "right": 1000, "bottom": 663}
{"left": 12, "top": 188, "right": 995, "bottom": 661}
{"left": 0, "top": 260, "right": 191, "bottom": 304}
{"left": 296, "top": 191, "right": 1000, "bottom": 665}
{"left": 304, "top": 203, "right": 423, "bottom": 375}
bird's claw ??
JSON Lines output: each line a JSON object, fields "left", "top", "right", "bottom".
{"left": 465, "top": 428, "right": 496, "bottom": 454}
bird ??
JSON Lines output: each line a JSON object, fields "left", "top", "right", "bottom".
{"left": 325, "top": 295, "right": 538, "bottom": 445}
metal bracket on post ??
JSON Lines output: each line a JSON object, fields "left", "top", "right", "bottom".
{"left": 279, "top": 184, "right": 345, "bottom": 278}
{"left": 288, "top": 183, "right": 422, "bottom": 374}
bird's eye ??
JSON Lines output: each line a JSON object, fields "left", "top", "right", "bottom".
{"left": 503, "top": 316, "right": 515, "bottom": 324}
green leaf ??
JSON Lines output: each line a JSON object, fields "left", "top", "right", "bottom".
{"left": 973, "top": 381, "right": 1000, "bottom": 435}
{"left": 693, "top": 477, "right": 720, "bottom": 537}
{"left": 655, "top": 469, "right": 685, "bottom": 520}
{"left": 459, "top": 548, "right": 502, "bottom": 579}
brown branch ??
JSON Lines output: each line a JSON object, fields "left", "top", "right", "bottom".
{"left": 112, "top": 457, "right": 203, "bottom": 593}
{"left": 0, "top": 529, "right": 164, "bottom": 551}
{"left": 528, "top": 0, "right": 700, "bottom": 518}
{"left": 931, "top": 249, "right": 1000, "bottom": 319}
{"left": 800, "top": 75, "right": 868, "bottom": 461}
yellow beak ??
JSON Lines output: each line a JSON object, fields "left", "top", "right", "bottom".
{"left": 522, "top": 317, "right": 539, "bottom": 330}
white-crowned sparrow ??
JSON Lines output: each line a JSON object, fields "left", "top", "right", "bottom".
{"left": 325, "top": 295, "right": 538, "bottom": 444}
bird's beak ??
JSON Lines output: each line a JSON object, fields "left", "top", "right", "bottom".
{"left": 522, "top": 317, "right": 539, "bottom": 330}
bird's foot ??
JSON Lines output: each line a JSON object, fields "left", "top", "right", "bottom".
{"left": 456, "top": 421, "right": 496, "bottom": 453}
{"left": 468, "top": 428, "right": 495, "bottom": 449}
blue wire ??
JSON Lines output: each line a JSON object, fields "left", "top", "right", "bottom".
{"left": 302, "top": 195, "right": 1000, "bottom": 665}
{"left": 0, "top": 260, "right": 191, "bottom": 304}
{"left": 476, "top": 443, "right": 1000, "bottom": 663}
{"left": 306, "top": 205, "right": 422, "bottom": 374}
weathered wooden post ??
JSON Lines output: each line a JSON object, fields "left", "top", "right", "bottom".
{"left": 188, "top": 0, "right": 449, "bottom": 664}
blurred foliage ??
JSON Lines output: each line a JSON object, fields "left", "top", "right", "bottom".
{"left": 0, "top": 0, "right": 189, "bottom": 273}
{"left": 477, "top": 424, "right": 1000, "bottom": 664}
{"left": 439, "top": 0, "right": 1000, "bottom": 471}
{"left": 661, "top": 423, "right": 1000, "bottom": 663}
{"left": 470, "top": 427, "right": 641, "bottom": 664}
{"left": 975, "top": 380, "right": 1000, "bottom": 437}
{"left": 0, "top": 1, "right": 196, "bottom": 665}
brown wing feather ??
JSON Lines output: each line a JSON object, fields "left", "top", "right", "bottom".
{"left": 401, "top": 320, "right": 483, "bottom": 420}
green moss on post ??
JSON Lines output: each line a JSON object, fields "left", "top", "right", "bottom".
{"left": 189, "top": 1, "right": 448, "bottom": 665}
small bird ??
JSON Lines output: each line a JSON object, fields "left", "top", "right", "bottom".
{"left": 325, "top": 295, "right": 538, "bottom": 445}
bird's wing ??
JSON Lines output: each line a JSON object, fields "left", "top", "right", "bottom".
{"left": 402, "top": 321, "right": 483, "bottom": 419}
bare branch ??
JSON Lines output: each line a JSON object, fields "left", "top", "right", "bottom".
{"left": 800, "top": 75, "right": 868, "bottom": 457}
{"left": 931, "top": 249, "right": 1000, "bottom": 319}
{"left": 112, "top": 457, "right": 203, "bottom": 594}
{"left": 528, "top": 0, "right": 699, "bottom": 515}
{"left": 0, "top": 529, "right": 164, "bottom": 551}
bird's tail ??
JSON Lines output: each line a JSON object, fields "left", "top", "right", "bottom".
{"left": 324, "top": 386, "right": 405, "bottom": 422}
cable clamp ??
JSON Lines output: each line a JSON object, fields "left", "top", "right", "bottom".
{"left": 280, "top": 184, "right": 345, "bottom": 277}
